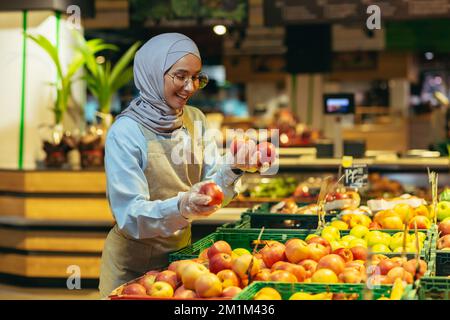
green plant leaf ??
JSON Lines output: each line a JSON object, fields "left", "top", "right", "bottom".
{"left": 26, "top": 33, "right": 63, "bottom": 80}
{"left": 108, "top": 41, "right": 140, "bottom": 89}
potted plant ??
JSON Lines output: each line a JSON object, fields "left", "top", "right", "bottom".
{"left": 74, "top": 33, "right": 140, "bottom": 168}
{"left": 27, "top": 31, "right": 114, "bottom": 168}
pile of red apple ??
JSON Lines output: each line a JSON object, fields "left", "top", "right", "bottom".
{"left": 117, "top": 236, "right": 428, "bottom": 299}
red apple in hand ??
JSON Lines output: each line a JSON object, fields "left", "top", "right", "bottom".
{"left": 199, "top": 182, "right": 224, "bottom": 206}
{"left": 256, "top": 142, "right": 276, "bottom": 167}
{"left": 230, "top": 136, "right": 249, "bottom": 155}
{"left": 208, "top": 241, "right": 232, "bottom": 259}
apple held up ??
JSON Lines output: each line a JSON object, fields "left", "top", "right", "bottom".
{"left": 199, "top": 182, "right": 224, "bottom": 206}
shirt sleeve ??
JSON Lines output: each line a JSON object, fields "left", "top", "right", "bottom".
{"left": 200, "top": 116, "right": 243, "bottom": 207}
{"left": 104, "top": 118, "right": 190, "bottom": 240}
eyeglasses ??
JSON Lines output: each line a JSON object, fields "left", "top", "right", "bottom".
{"left": 166, "top": 72, "right": 209, "bottom": 90}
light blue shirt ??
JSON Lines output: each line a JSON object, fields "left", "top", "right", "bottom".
{"left": 104, "top": 116, "right": 242, "bottom": 240}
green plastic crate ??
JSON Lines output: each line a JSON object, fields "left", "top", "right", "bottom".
{"left": 217, "top": 215, "right": 251, "bottom": 230}
{"left": 418, "top": 276, "right": 450, "bottom": 300}
{"left": 169, "top": 228, "right": 316, "bottom": 262}
{"left": 243, "top": 202, "right": 338, "bottom": 230}
{"left": 233, "top": 282, "right": 414, "bottom": 300}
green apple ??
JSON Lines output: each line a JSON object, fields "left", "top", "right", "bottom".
{"left": 321, "top": 226, "right": 341, "bottom": 241}
{"left": 322, "top": 233, "right": 335, "bottom": 243}
{"left": 371, "top": 244, "right": 391, "bottom": 252}
{"left": 393, "top": 247, "right": 404, "bottom": 253}
{"left": 410, "top": 233, "right": 426, "bottom": 245}
{"left": 365, "top": 231, "right": 390, "bottom": 247}
{"left": 349, "top": 238, "right": 368, "bottom": 248}
{"left": 381, "top": 233, "right": 392, "bottom": 245}
{"left": 405, "top": 244, "right": 420, "bottom": 253}
{"left": 341, "top": 235, "right": 357, "bottom": 243}
{"left": 350, "top": 225, "right": 369, "bottom": 239}
{"left": 437, "top": 201, "right": 450, "bottom": 221}
{"left": 330, "top": 241, "right": 344, "bottom": 251}
{"left": 389, "top": 233, "right": 411, "bottom": 250}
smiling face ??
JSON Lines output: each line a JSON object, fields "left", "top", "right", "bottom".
{"left": 164, "top": 53, "right": 202, "bottom": 110}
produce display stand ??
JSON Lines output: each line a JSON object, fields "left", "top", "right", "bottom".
{"left": 233, "top": 281, "right": 415, "bottom": 300}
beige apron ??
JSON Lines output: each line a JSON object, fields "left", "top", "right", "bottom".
{"left": 99, "top": 107, "right": 204, "bottom": 297}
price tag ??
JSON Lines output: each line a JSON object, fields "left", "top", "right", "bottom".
{"left": 343, "top": 164, "right": 368, "bottom": 188}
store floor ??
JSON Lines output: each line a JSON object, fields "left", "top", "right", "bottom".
{"left": 0, "top": 283, "right": 100, "bottom": 300}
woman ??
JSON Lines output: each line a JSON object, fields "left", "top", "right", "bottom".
{"left": 99, "top": 33, "right": 259, "bottom": 297}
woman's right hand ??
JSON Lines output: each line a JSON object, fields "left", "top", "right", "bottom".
{"left": 178, "top": 181, "right": 221, "bottom": 220}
